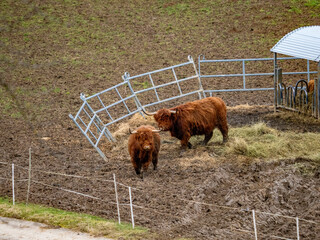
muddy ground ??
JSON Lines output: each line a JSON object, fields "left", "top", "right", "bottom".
{"left": 1, "top": 1, "right": 320, "bottom": 239}
{"left": 1, "top": 105, "right": 320, "bottom": 240}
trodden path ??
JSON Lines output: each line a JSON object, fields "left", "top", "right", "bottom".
{"left": 0, "top": 217, "right": 112, "bottom": 240}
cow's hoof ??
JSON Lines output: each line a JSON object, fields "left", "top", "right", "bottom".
{"left": 201, "top": 141, "right": 208, "bottom": 146}
{"left": 162, "top": 140, "right": 174, "bottom": 144}
{"left": 179, "top": 149, "right": 186, "bottom": 157}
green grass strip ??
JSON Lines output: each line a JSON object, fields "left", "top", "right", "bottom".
{"left": 0, "top": 197, "right": 152, "bottom": 240}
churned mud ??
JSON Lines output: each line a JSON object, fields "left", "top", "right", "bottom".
{"left": 1, "top": 2, "right": 320, "bottom": 238}
{"left": 1, "top": 106, "right": 319, "bottom": 239}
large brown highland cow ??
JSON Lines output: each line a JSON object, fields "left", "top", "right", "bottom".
{"left": 128, "top": 125, "right": 161, "bottom": 179}
{"left": 143, "top": 97, "right": 228, "bottom": 151}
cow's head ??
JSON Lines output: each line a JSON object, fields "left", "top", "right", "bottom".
{"left": 153, "top": 109, "right": 176, "bottom": 131}
{"left": 130, "top": 127, "right": 160, "bottom": 151}
{"left": 141, "top": 107, "right": 176, "bottom": 131}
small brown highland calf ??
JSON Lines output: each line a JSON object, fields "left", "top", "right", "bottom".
{"left": 128, "top": 125, "right": 161, "bottom": 179}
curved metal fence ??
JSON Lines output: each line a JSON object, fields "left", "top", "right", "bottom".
{"left": 69, "top": 55, "right": 318, "bottom": 160}
{"left": 69, "top": 56, "right": 201, "bottom": 159}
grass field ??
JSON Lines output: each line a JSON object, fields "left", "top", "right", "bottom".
{"left": 0, "top": 197, "right": 153, "bottom": 240}
{"left": 1, "top": 1, "right": 320, "bottom": 239}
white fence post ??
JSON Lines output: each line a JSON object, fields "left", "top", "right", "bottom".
{"left": 12, "top": 163, "right": 15, "bottom": 205}
{"left": 113, "top": 173, "right": 121, "bottom": 224}
{"left": 296, "top": 217, "right": 300, "bottom": 240}
{"left": 26, "top": 148, "right": 32, "bottom": 204}
{"left": 129, "top": 187, "right": 134, "bottom": 229}
{"left": 252, "top": 210, "right": 258, "bottom": 240}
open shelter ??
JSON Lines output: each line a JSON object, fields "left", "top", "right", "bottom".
{"left": 271, "top": 25, "right": 320, "bottom": 119}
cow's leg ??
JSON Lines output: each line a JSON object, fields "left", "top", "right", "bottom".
{"left": 202, "top": 131, "right": 213, "bottom": 145}
{"left": 181, "top": 134, "right": 192, "bottom": 149}
{"left": 179, "top": 134, "right": 191, "bottom": 156}
{"left": 221, "top": 126, "right": 229, "bottom": 143}
{"left": 152, "top": 155, "right": 158, "bottom": 170}
{"left": 218, "top": 120, "right": 229, "bottom": 143}
{"left": 142, "top": 160, "right": 152, "bottom": 177}
{"left": 131, "top": 157, "right": 141, "bottom": 176}
{"left": 135, "top": 164, "right": 142, "bottom": 176}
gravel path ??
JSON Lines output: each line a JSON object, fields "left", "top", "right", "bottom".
{"left": 0, "top": 217, "right": 112, "bottom": 240}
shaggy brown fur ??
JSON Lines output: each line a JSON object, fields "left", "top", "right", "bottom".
{"left": 308, "top": 79, "right": 314, "bottom": 93}
{"left": 128, "top": 125, "right": 161, "bottom": 179}
{"left": 306, "top": 79, "right": 320, "bottom": 110}
{"left": 153, "top": 97, "right": 228, "bottom": 150}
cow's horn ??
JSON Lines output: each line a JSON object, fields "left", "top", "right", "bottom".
{"left": 141, "top": 107, "right": 157, "bottom": 116}
{"left": 151, "top": 129, "right": 161, "bottom": 133}
{"left": 170, "top": 110, "right": 177, "bottom": 114}
{"left": 129, "top": 128, "right": 138, "bottom": 134}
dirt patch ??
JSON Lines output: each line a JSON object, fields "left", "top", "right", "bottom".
{"left": 1, "top": 1, "right": 320, "bottom": 239}
{"left": 0, "top": 216, "right": 112, "bottom": 240}
{"left": 228, "top": 105, "right": 320, "bottom": 133}
{"left": 1, "top": 107, "right": 320, "bottom": 240}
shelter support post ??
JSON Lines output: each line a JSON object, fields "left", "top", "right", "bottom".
{"left": 274, "top": 53, "right": 283, "bottom": 112}
{"left": 276, "top": 68, "right": 282, "bottom": 107}
{"left": 274, "top": 54, "right": 277, "bottom": 112}
{"left": 316, "top": 62, "right": 320, "bottom": 119}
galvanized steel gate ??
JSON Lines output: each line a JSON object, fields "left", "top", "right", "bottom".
{"left": 198, "top": 55, "right": 315, "bottom": 95}
{"left": 70, "top": 55, "right": 317, "bottom": 160}
{"left": 69, "top": 56, "right": 202, "bottom": 160}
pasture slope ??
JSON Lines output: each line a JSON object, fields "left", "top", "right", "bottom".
{"left": 1, "top": 1, "right": 320, "bottom": 239}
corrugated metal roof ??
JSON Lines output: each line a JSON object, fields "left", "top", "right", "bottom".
{"left": 270, "top": 25, "right": 320, "bottom": 62}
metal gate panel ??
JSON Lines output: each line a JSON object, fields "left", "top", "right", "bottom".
{"left": 69, "top": 81, "right": 141, "bottom": 160}
{"left": 69, "top": 56, "right": 203, "bottom": 159}
{"left": 122, "top": 56, "right": 204, "bottom": 111}
{"left": 198, "top": 55, "right": 317, "bottom": 96}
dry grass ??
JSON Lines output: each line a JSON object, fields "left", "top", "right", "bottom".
{"left": 227, "top": 104, "right": 273, "bottom": 111}
{"left": 113, "top": 114, "right": 156, "bottom": 139}
{"left": 226, "top": 122, "right": 320, "bottom": 161}
{"left": 109, "top": 114, "right": 320, "bottom": 163}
